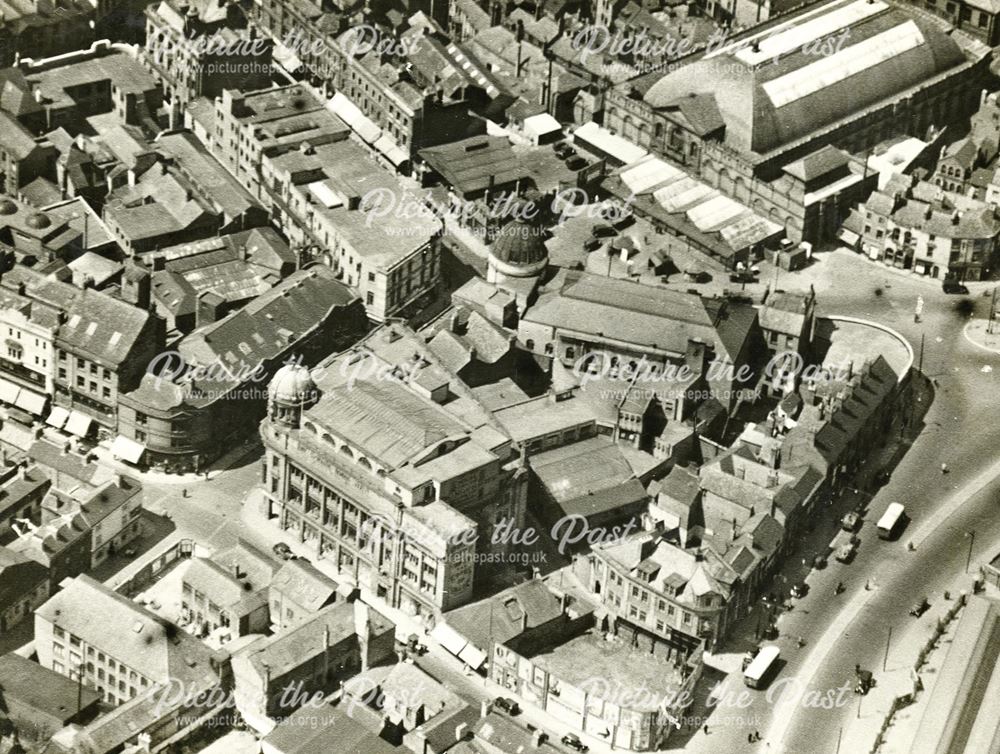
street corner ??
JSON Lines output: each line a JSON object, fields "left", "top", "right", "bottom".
{"left": 963, "top": 318, "right": 1000, "bottom": 356}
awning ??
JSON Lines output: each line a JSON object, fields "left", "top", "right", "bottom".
{"left": 327, "top": 93, "right": 382, "bottom": 144}
{"left": 430, "top": 622, "right": 467, "bottom": 656}
{"left": 14, "top": 389, "right": 46, "bottom": 416}
{"left": 273, "top": 42, "right": 303, "bottom": 73}
{"left": 0, "top": 378, "right": 19, "bottom": 405}
{"left": 46, "top": 406, "right": 70, "bottom": 429}
{"left": 458, "top": 643, "right": 487, "bottom": 669}
{"left": 373, "top": 134, "right": 408, "bottom": 167}
{"left": 65, "top": 410, "right": 93, "bottom": 438}
{"left": 110, "top": 435, "right": 146, "bottom": 465}
{"left": 572, "top": 121, "right": 648, "bottom": 166}
{"left": 838, "top": 228, "right": 859, "bottom": 246}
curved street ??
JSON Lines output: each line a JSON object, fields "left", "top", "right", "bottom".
{"left": 683, "top": 249, "right": 1000, "bottom": 754}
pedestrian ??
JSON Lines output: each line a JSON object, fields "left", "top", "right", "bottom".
{"left": 704, "top": 724, "right": 709, "bottom": 735}
{"left": 748, "top": 733, "right": 754, "bottom": 744}
{"left": 755, "top": 731, "right": 761, "bottom": 742}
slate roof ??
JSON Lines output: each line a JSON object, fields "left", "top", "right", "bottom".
{"left": 522, "top": 270, "right": 757, "bottom": 360}
{"left": 0, "top": 111, "right": 39, "bottom": 160}
{"left": 236, "top": 602, "right": 392, "bottom": 679}
{"left": 130, "top": 265, "right": 359, "bottom": 410}
{"left": 660, "top": 93, "right": 725, "bottom": 137}
{"left": 0, "top": 547, "right": 47, "bottom": 605}
{"left": 36, "top": 575, "right": 226, "bottom": 687}
{"left": 0, "top": 266, "right": 152, "bottom": 367}
{"left": 418, "top": 135, "right": 531, "bottom": 195}
{"left": 444, "top": 578, "right": 565, "bottom": 648}
{"left": 184, "top": 557, "right": 267, "bottom": 615}
{"left": 781, "top": 145, "right": 850, "bottom": 183}
{"left": 270, "top": 559, "right": 339, "bottom": 612}
{"left": 0, "top": 653, "right": 100, "bottom": 723}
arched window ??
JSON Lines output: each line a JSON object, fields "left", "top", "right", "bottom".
{"left": 358, "top": 457, "right": 372, "bottom": 470}
{"left": 340, "top": 445, "right": 353, "bottom": 458}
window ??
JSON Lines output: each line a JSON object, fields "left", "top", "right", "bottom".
{"left": 103, "top": 386, "right": 111, "bottom": 399}
{"left": 368, "top": 272, "right": 375, "bottom": 282}
{"left": 76, "top": 376, "right": 85, "bottom": 388}
{"left": 135, "top": 413, "right": 147, "bottom": 426}
{"left": 366, "top": 292, "right": 374, "bottom": 305}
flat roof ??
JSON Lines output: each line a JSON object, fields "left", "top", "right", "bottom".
{"left": 528, "top": 628, "right": 690, "bottom": 710}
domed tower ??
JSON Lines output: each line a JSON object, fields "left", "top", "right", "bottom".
{"left": 487, "top": 218, "right": 549, "bottom": 284}
{"left": 267, "top": 364, "right": 319, "bottom": 429}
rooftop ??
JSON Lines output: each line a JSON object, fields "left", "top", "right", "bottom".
{"left": 24, "top": 48, "right": 157, "bottom": 113}
{"left": 0, "top": 653, "right": 100, "bottom": 723}
{"left": 527, "top": 628, "right": 693, "bottom": 711}
{"left": 642, "top": 0, "right": 979, "bottom": 156}
{"left": 236, "top": 601, "right": 392, "bottom": 679}
{"left": 271, "top": 138, "right": 439, "bottom": 270}
{"left": 522, "top": 269, "right": 758, "bottom": 359}
{"left": 35, "top": 574, "right": 226, "bottom": 687}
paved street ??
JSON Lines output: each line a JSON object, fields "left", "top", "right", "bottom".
{"left": 674, "top": 249, "right": 1000, "bottom": 754}
{"left": 16, "top": 247, "right": 999, "bottom": 754}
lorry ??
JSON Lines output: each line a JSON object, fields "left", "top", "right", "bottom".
{"left": 877, "top": 503, "right": 907, "bottom": 540}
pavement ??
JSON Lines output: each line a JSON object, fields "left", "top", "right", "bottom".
{"left": 665, "top": 246, "right": 1000, "bottom": 754}
{"left": 240, "top": 488, "right": 623, "bottom": 754}
{"left": 963, "top": 317, "right": 1000, "bottom": 355}
{"left": 92, "top": 435, "right": 264, "bottom": 486}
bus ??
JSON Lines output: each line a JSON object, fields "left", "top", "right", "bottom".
{"left": 877, "top": 503, "right": 906, "bottom": 540}
{"left": 743, "top": 645, "right": 781, "bottom": 689}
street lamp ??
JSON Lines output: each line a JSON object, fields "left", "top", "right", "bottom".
{"left": 965, "top": 530, "right": 976, "bottom": 573}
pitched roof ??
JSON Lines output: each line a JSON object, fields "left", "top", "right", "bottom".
{"left": 781, "top": 145, "right": 850, "bottom": 183}
{"left": 0, "top": 547, "right": 47, "bottom": 605}
{"left": 270, "top": 559, "right": 339, "bottom": 612}
{"left": 129, "top": 265, "right": 360, "bottom": 410}
{"left": 643, "top": 0, "right": 974, "bottom": 155}
{"left": 235, "top": 602, "right": 392, "bottom": 679}
{"left": 35, "top": 575, "right": 226, "bottom": 687}
{"left": 523, "top": 270, "right": 757, "bottom": 360}
{"left": 0, "top": 653, "right": 100, "bottom": 723}
{"left": 444, "top": 579, "right": 565, "bottom": 648}
{"left": 183, "top": 557, "right": 267, "bottom": 614}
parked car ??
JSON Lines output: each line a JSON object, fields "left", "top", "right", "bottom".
{"left": 942, "top": 280, "right": 970, "bottom": 294}
{"left": 841, "top": 512, "right": 860, "bottom": 532}
{"left": 565, "top": 156, "right": 588, "bottom": 171}
{"left": 812, "top": 553, "right": 828, "bottom": 569}
{"left": 790, "top": 583, "right": 808, "bottom": 599}
{"left": 729, "top": 270, "right": 757, "bottom": 284}
{"left": 835, "top": 539, "right": 858, "bottom": 563}
{"left": 561, "top": 733, "right": 589, "bottom": 752}
{"left": 554, "top": 142, "right": 575, "bottom": 159}
{"left": 272, "top": 542, "right": 294, "bottom": 560}
{"left": 910, "top": 597, "right": 930, "bottom": 617}
{"left": 493, "top": 697, "right": 520, "bottom": 715}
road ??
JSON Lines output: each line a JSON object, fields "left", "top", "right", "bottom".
{"left": 54, "top": 249, "right": 1000, "bottom": 754}
{"left": 683, "top": 249, "right": 1000, "bottom": 754}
